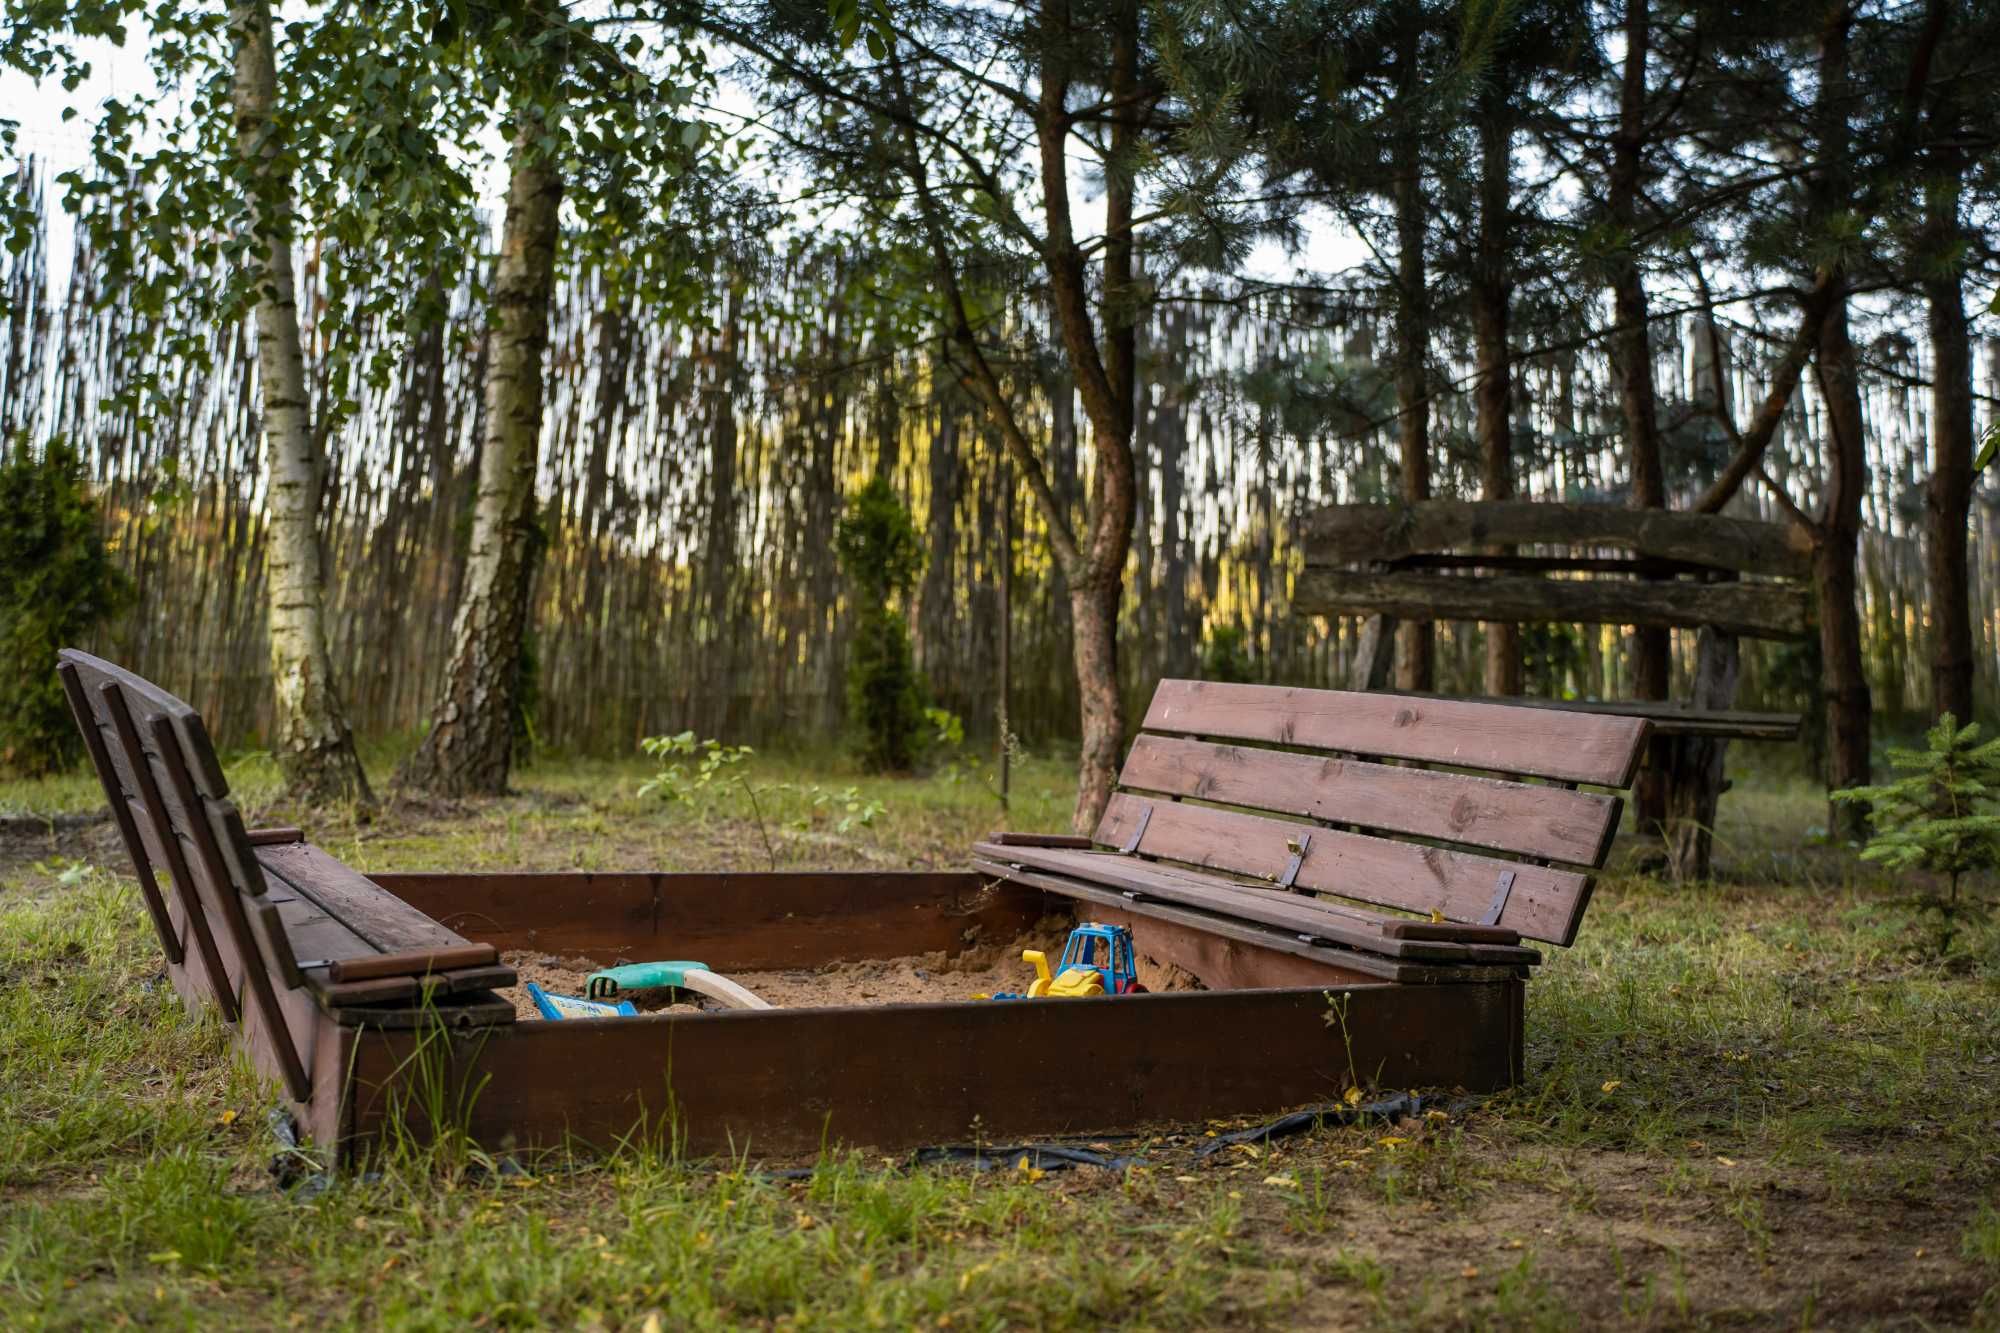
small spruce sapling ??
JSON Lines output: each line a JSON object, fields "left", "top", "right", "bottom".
{"left": 1832, "top": 713, "right": 2000, "bottom": 903}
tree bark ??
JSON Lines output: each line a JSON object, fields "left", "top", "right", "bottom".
{"left": 228, "top": 0, "right": 373, "bottom": 806}
{"left": 1816, "top": 292, "right": 1873, "bottom": 839}
{"left": 1663, "top": 626, "right": 1740, "bottom": 881}
{"left": 1924, "top": 235, "right": 1975, "bottom": 724}
{"left": 1609, "top": 0, "right": 1672, "bottom": 828}
{"left": 1472, "top": 97, "right": 1519, "bottom": 696}
{"left": 1035, "top": 0, "right": 1140, "bottom": 832}
{"left": 396, "top": 113, "right": 562, "bottom": 796}
{"left": 1391, "top": 16, "right": 1433, "bottom": 691}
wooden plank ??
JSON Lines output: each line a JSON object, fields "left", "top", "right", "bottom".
{"left": 256, "top": 843, "right": 480, "bottom": 957}
{"left": 1118, "top": 734, "right": 1621, "bottom": 866}
{"left": 1293, "top": 568, "right": 1811, "bottom": 639}
{"left": 95, "top": 680, "right": 241, "bottom": 1022}
{"left": 148, "top": 714, "right": 311, "bottom": 1101}
{"left": 972, "top": 858, "right": 1529, "bottom": 985}
{"left": 368, "top": 871, "right": 1050, "bottom": 971}
{"left": 342, "top": 979, "right": 1526, "bottom": 1161}
{"left": 328, "top": 945, "right": 499, "bottom": 984}
{"left": 56, "top": 660, "right": 181, "bottom": 964}
{"left": 1141, "top": 679, "right": 1651, "bottom": 789}
{"left": 973, "top": 842, "right": 1540, "bottom": 962}
{"left": 1392, "top": 694, "right": 1802, "bottom": 741}
{"left": 982, "top": 841, "right": 1523, "bottom": 945}
{"left": 1093, "top": 792, "right": 1596, "bottom": 946}
{"left": 56, "top": 650, "right": 231, "bottom": 798}
{"left": 1301, "top": 500, "right": 1814, "bottom": 579}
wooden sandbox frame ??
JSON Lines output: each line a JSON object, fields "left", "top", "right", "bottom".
{"left": 242, "top": 870, "right": 1524, "bottom": 1160}
{"left": 61, "top": 650, "right": 1557, "bottom": 1165}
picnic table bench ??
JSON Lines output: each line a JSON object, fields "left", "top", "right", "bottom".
{"left": 976, "top": 679, "right": 1651, "bottom": 981}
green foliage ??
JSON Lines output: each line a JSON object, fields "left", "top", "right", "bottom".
{"left": 0, "top": 441, "right": 131, "bottom": 775}
{"left": 638, "top": 731, "right": 885, "bottom": 868}
{"left": 1198, "top": 624, "right": 1256, "bottom": 684}
{"left": 836, "top": 479, "right": 926, "bottom": 773}
{"left": 1833, "top": 714, "right": 2000, "bottom": 902}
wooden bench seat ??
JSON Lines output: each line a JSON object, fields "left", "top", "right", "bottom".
{"left": 976, "top": 680, "right": 1651, "bottom": 972}
{"left": 58, "top": 650, "right": 516, "bottom": 1104}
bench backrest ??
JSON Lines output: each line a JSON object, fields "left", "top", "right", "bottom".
{"left": 1094, "top": 680, "right": 1652, "bottom": 947}
{"left": 57, "top": 648, "right": 312, "bottom": 1099}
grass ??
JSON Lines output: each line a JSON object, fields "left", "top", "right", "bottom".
{"left": 1, "top": 741, "right": 1997, "bottom": 1329}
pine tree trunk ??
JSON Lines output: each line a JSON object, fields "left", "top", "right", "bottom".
{"left": 1391, "top": 17, "right": 1432, "bottom": 691}
{"left": 1817, "top": 293, "right": 1873, "bottom": 838}
{"left": 228, "top": 0, "right": 372, "bottom": 806}
{"left": 1473, "top": 99, "right": 1520, "bottom": 697}
{"left": 1925, "top": 258, "right": 1975, "bottom": 724}
{"left": 395, "top": 116, "right": 561, "bottom": 796}
{"left": 1610, "top": 0, "right": 1672, "bottom": 829}
{"left": 1069, "top": 573, "right": 1124, "bottom": 835}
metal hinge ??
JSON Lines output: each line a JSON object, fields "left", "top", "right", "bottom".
{"left": 1118, "top": 803, "right": 1153, "bottom": 854}
{"left": 1478, "top": 870, "right": 1517, "bottom": 926}
{"left": 1276, "top": 832, "right": 1312, "bottom": 890}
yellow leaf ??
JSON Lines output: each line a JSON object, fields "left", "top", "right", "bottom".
{"left": 1262, "top": 1174, "right": 1297, "bottom": 1188}
{"left": 1715, "top": 1156, "right": 1736, "bottom": 1168}
{"left": 1430, "top": 909, "right": 1445, "bottom": 923}
{"left": 218, "top": 1108, "right": 238, "bottom": 1126}
{"left": 1343, "top": 1086, "right": 1363, "bottom": 1106}
{"left": 1379, "top": 1136, "right": 1409, "bottom": 1148}
{"left": 1600, "top": 1080, "right": 1623, "bottom": 1094}
{"left": 1461, "top": 1265, "right": 1480, "bottom": 1279}
{"left": 642, "top": 1315, "right": 664, "bottom": 1333}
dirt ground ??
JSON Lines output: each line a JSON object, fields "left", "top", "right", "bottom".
{"left": 498, "top": 918, "right": 1211, "bottom": 1020}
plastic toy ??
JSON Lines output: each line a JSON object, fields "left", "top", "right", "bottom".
{"left": 985, "top": 923, "right": 1148, "bottom": 1000}
{"left": 585, "top": 960, "right": 773, "bottom": 1009}
{"left": 526, "top": 981, "right": 637, "bottom": 1020}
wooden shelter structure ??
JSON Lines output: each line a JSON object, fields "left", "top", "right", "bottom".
{"left": 1296, "top": 501, "right": 1812, "bottom": 880}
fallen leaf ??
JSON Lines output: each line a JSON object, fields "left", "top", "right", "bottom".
{"left": 1715, "top": 1156, "right": 1736, "bottom": 1168}
{"left": 217, "top": 1108, "right": 238, "bottom": 1126}
{"left": 1343, "top": 1086, "right": 1364, "bottom": 1107}
{"left": 1601, "top": 1080, "right": 1623, "bottom": 1094}
{"left": 1461, "top": 1266, "right": 1480, "bottom": 1279}
{"left": 1262, "top": 1174, "right": 1297, "bottom": 1188}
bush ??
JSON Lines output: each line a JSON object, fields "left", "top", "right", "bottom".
{"left": 836, "top": 479, "right": 926, "bottom": 773}
{"left": 1833, "top": 712, "right": 2000, "bottom": 903}
{"left": 0, "top": 441, "right": 132, "bottom": 775}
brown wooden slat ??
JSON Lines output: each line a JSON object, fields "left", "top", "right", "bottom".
{"left": 1141, "top": 679, "right": 1651, "bottom": 787}
{"left": 982, "top": 831, "right": 1096, "bottom": 849}
{"left": 56, "top": 660, "right": 182, "bottom": 964}
{"left": 256, "top": 843, "right": 479, "bottom": 957}
{"left": 980, "top": 840, "right": 1522, "bottom": 945}
{"left": 1094, "top": 792, "right": 1594, "bottom": 946}
{"left": 1301, "top": 499, "right": 1814, "bottom": 578}
{"left": 971, "top": 858, "right": 1532, "bottom": 984}
{"left": 972, "top": 841, "right": 1540, "bottom": 963}
{"left": 96, "top": 680, "right": 241, "bottom": 1022}
{"left": 148, "top": 714, "right": 311, "bottom": 1101}
{"left": 1118, "top": 734, "right": 1622, "bottom": 866}
{"left": 344, "top": 979, "right": 1525, "bottom": 1162}
{"left": 58, "top": 651, "right": 231, "bottom": 798}
{"left": 328, "top": 944, "right": 499, "bottom": 984}
{"left": 1293, "top": 568, "right": 1811, "bottom": 639}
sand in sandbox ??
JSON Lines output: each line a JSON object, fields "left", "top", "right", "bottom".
{"left": 499, "top": 917, "right": 1207, "bottom": 1020}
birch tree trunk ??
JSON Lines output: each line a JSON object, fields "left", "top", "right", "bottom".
{"left": 228, "top": 0, "right": 373, "bottom": 807}
{"left": 395, "top": 115, "right": 562, "bottom": 796}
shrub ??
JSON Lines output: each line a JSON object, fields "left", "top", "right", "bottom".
{"left": 1833, "top": 712, "right": 2000, "bottom": 903}
{"left": 0, "top": 441, "right": 132, "bottom": 775}
{"left": 836, "top": 479, "right": 926, "bottom": 773}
